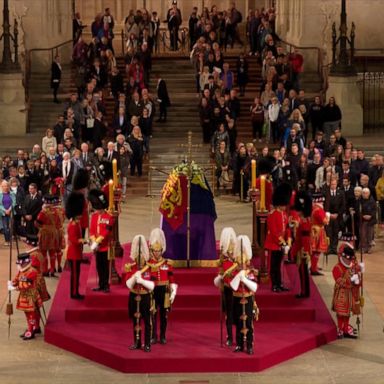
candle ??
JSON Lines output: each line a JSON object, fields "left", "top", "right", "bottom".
{"left": 251, "top": 159, "right": 256, "bottom": 189}
{"left": 112, "top": 158, "right": 118, "bottom": 187}
{"left": 108, "top": 179, "right": 114, "bottom": 211}
{"left": 260, "top": 175, "right": 266, "bottom": 211}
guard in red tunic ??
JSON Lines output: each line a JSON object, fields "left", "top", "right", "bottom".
{"left": 287, "top": 190, "right": 300, "bottom": 264}
{"left": 53, "top": 199, "right": 66, "bottom": 273}
{"left": 229, "top": 235, "right": 258, "bottom": 355}
{"left": 88, "top": 189, "right": 114, "bottom": 293}
{"left": 331, "top": 244, "right": 359, "bottom": 339}
{"left": 125, "top": 234, "right": 155, "bottom": 352}
{"left": 310, "top": 193, "right": 330, "bottom": 276}
{"left": 8, "top": 253, "right": 43, "bottom": 340}
{"left": 214, "top": 227, "right": 237, "bottom": 346}
{"left": 66, "top": 191, "right": 86, "bottom": 299}
{"left": 72, "top": 168, "right": 90, "bottom": 241}
{"left": 264, "top": 183, "right": 292, "bottom": 292}
{"left": 36, "top": 195, "right": 61, "bottom": 277}
{"left": 25, "top": 234, "right": 50, "bottom": 304}
{"left": 147, "top": 228, "right": 177, "bottom": 345}
{"left": 292, "top": 191, "right": 313, "bottom": 298}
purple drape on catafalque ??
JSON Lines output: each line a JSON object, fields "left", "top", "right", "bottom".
{"left": 162, "top": 213, "right": 217, "bottom": 266}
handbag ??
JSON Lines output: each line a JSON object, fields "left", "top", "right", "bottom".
{"left": 86, "top": 117, "right": 94, "bottom": 128}
{"left": 219, "top": 170, "right": 232, "bottom": 187}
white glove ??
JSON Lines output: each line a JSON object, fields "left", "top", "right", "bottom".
{"left": 241, "top": 277, "right": 258, "bottom": 293}
{"left": 170, "top": 283, "right": 178, "bottom": 304}
{"left": 359, "top": 262, "right": 365, "bottom": 273}
{"left": 230, "top": 271, "right": 242, "bottom": 291}
{"left": 133, "top": 271, "right": 142, "bottom": 281}
{"left": 213, "top": 274, "right": 222, "bottom": 287}
{"left": 351, "top": 274, "right": 360, "bottom": 285}
{"left": 126, "top": 275, "right": 136, "bottom": 290}
{"left": 325, "top": 212, "right": 331, "bottom": 220}
{"left": 7, "top": 281, "right": 16, "bottom": 291}
{"left": 90, "top": 241, "right": 99, "bottom": 251}
{"left": 137, "top": 278, "right": 154, "bottom": 292}
{"left": 282, "top": 245, "right": 290, "bottom": 255}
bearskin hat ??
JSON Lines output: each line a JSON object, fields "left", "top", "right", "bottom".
{"left": 65, "top": 192, "right": 85, "bottom": 219}
{"left": 272, "top": 183, "right": 292, "bottom": 207}
{"left": 257, "top": 157, "right": 274, "bottom": 176}
{"left": 234, "top": 235, "right": 252, "bottom": 263}
{"left": 220, "top": 227, "right": 237, "bottom": 256}
{"left": 72, "top": 168, "right": 89, "bottom": 191}
{"left": 294, "top": 191, "right": 313, "bottom": 218}
{"left": 130, "top": 234, "right": 150, "bottom": 263}
{"left": 88, "top": 189, "right": 108, "bottom": 210}
{"left": 149, "top": 228, "right": 166, "bottom": 253}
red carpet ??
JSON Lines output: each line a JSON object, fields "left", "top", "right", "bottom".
{"left": 44, "top": 244, "right": 337, "bottom": 373}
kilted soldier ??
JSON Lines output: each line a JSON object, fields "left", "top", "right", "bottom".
{"left": 125, "top": 235, "right": 155, "bottom": 352}
{"left": 66, "top": 191, "right": 86, "bottom": 299}
{"left": 214, "top": 227, "right": 237, "bottom": 346}
{"left": 229, "top": 235, "right": 258, "bottom": 355}
{"left": 147, "top": 228, "right": 177, "bottom": 345}
{"left": 8, "top": 253, "right": 43, "bottom": 340}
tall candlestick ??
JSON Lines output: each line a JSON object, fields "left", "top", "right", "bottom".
{"left": 112, "top": 158, "right": 118, "bottom": 187}
{"left": 260, "top": 175, "right": 266, "bottom": 211}
{"left": 251, "top": 159, "right": 256, "bottom": 189}
{"left": 108, "top": 179, "right": 114, "bottom": 211}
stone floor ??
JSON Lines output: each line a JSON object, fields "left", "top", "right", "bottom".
{"left": 1, "top": 195, "right": 384, "bottom": 384}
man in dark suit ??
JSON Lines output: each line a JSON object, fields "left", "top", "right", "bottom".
{"left": 22, "top": 183, "right": 43, "bottom": 237}
{"left": 156, "top": 74, "right": 170, "bottom": 123}
{"left": 51, "top": 54, "right": 62, "bottom": 103}
{"left": 112, "top": 107, "right": 130, "bottom": 137}
{"left": 53, "top": 114, "right": 66, "bottom": 144}
{"left": 325, "top": 178, "right": 346, "bottom": 254}
{"left": 167, "top": 0, "right": 182, "bottom": 51}
{"left": 62, "top": 152, "right": 75, "bottom": 202}
{"left": 105, "top": 141, "right": 120, "bottom": 169}
{"left": 127, "top": 92, "right": 143, "bottom": 118}
{"left": 12, "top": 149, "right": 27, "bottom": 169}
{"left": 340, "top": 161, "right": 358, "bottom": 188}
{"left": 80, "top": 142, "right": 95, "bottom": 171}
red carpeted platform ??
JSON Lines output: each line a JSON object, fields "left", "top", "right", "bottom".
{"left": 44, "top": 244, "right": 337, "bottom": 373}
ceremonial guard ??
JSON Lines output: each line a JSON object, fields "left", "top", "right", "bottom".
{"left": 331, "top": 243, "right": 361, "bottom": 339}
{"left": 8, "top": 253, "right": 43, "bottom": 340}
{"left": 291, "top": 191, "right": 313, "bottom": 298}
{"left": 36, "top": 195, "right": 61, "bottom": 277}
{"left": 264, "top": 184, "right": 292, "bottom": 292}
{"left": 287, "top": 190, "right": 300, "bottom": 264}
{"left": 214, "top": 227, "right": 237, "bottom": 346}
{"left": 310, "top": 193, "right": 329, "bottom": 275}
{"left": 25, "top": 234, "right": 50, "bottom": 304}
{"left": 53, "top": 198, "right": 66, "bottom": 272}
{"left": 147, "top": 228, "right": 177, "bottom": 345}
{"left": 125, "top": 235, "right": 155, "bottom": 352}
{"left": 66, "top": 192, "right": 86, "bottom": 299}
{"left": 229, "top": 235, "right": 258, "bottom": 355}
{"left": 88, "top": 189, "right": 114, "bottom": 293}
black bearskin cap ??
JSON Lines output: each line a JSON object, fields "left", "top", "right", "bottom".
{"left": 65, "top": 192, "right": 85, "bottom": 219}
{"left": 272, "top": 183, "right": 292, "bottom": 207}
{"left": 72, "top": 168, "right": 89, "bottom": 191}
{"left": 88, "top": 189, "right": 108, "bottom": 210}
{"left": 294, "top": 191, "right": 313, "bottom": 218}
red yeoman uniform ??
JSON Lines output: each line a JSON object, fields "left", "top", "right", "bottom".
{"left": 29, "top": 248, "right": 51, "bottom": 303}
{"left": 9, "top": 253, "right": 43, "bottom": 340}
{"left": 53, "top": 203, "right": 66, "bottom": 272}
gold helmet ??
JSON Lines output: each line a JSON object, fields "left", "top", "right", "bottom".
{"left": 149, "top": 228, "right": 166, "bottom": 253}
{"left": 234, "top": 235, "right": 252, "bottom": 264}
{"left": 130, "top": 235, "right": 150, "bottom": 263}
{"left": 220, "top": 227, "right": 237, "bottom": 255}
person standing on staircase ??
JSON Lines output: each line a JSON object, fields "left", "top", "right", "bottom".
{"left": 51, "top": 55, "right": 62, "bottom": 104}
{"left": 167, "top": 0, "right": 182, "bottom": 51}
{"left": 156, "top": 74, "right": 170, "bottom": 123}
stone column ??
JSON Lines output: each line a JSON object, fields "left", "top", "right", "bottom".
{"left": 0, "top": 72, "right": 26, "bottom": 135}
{"left": 326, "top": 75, "right": 363, "bottom": 136}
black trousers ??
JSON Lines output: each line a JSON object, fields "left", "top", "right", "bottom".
{"left": 327, "top": 218, "right": 339, "bottom": 253}
{"left": 223, "top": 285, "right": 234, "bottom": 340}
{"left": 298, "top": 259, "right": 310, "bottom": 297}
{"left": 95, "top": 250, "right": 109, "bottom": 289}
{"left": 69, "top": 260, "right": 81, "bottom": 297}
{"left": 159, "top": 102, "right": 167, "bottom": 121}
{"left": 233, "top": 295, "right": 254, "bottom": 349}
{"left": 252, "top": 120, "right": 263, "bottom": 139}
{"left": 129, "top": 292, "right": 151, "bottom": 347}
{"left": 152, "top": 285, "right": 168, "bottom": 339}
{"left": 52, "top": 82, "right": 60, "bottom": 100}
{"left": 270, "top": 250, "right": 284, "bottom": 288}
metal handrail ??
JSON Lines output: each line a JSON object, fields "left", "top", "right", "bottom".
{"left": 24, "top": 39, "right": 73, "bottom": 133}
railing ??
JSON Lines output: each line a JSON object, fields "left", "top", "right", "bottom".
{"left": 24, "top": 39, "right": 73, "bottom": 133}
{"left": 120, "top": 27, "right": 189, "bottom": 57}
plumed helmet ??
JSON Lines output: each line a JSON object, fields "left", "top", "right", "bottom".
{"left": 312, "top": 192, "right": 325, "bottom": 203}
{"left": 88, "top": 189, "right": 108, "bottom": 210}
{"left": 149, "top": 228, "right": 166, "bottom": 253}
{"left": 294, "top": 191, "right": 313, "bottom": 218}
{"left": 72, "top": 168, "right": 89, "bottom": 191}
{"left": 65, "top": 192, "right": 85, "bottom": 219}
{"left": 257, "top": 157, "right": 274, "bottom": 176}
{"left": 220, "top": 227, "right": 237, "bottom": 255}
{"left": 234, "top": 235, "right": 252, "bottom": 263}
{"left": 130, "top": 234, "right": 150, "bottom": 263}
{"left": 272, "top": 183, "right": 292, "bottom": 207}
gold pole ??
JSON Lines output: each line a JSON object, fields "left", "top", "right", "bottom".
{"left": 186, "top": 131, "right": 192, "bottom": 269}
